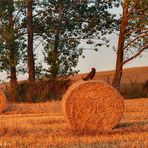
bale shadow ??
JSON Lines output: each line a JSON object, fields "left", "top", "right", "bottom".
{"left": 116, "top": 120, "right": 148, "bottom": 128}
{"left": 111, "top": 120, "right": 148, "bottom": 135}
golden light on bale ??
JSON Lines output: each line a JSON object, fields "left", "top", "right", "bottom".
{"left": 0, "top": 90, "right": 7, "bottom": 113}
{"left": 62, "top": 80, "right": 124, "bottom": 133}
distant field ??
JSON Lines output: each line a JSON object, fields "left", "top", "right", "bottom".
{"left": 71, "top": 66, "right": 148, "bottom": 84}
{"left": 0, "top": 98, "right": 148, "bottom": 147}
{"left": 0, "top": 66, "right": 148, "bottom": 90}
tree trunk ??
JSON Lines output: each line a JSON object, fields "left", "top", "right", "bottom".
{"left": 8, "top": 0, "right": 18, "bottom": 102}
{"left": 8, "top": 0, "right": 17, "bottom": 86}
{"left": 112, "top": 1, "right": 128, "bottom": 90}
{"left": 27, "top": 0, "right": 35, "bottom": 82}
{"left": 10, "top": 66, "right": 17, "bottom": 85}
{"left": 112, "top": 52, "right": 123, "bottom": 90}
{"left": 51, "top": 29, "right": 60, "bottom": 78}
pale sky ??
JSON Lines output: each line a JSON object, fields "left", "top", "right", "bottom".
{"left": 76, "top": 35, "right": 148, "bottom": 74}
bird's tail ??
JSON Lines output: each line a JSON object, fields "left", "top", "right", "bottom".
{"left": 82, "top": 76, "right": 88, "bottom": 81}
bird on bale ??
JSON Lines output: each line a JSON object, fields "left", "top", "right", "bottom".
{"left": 82, "top": 67, "right": 96, "bottom": 81}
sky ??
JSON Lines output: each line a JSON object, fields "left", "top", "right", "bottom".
{"left": 76, "top": 35, "right": 148, "bottom": 74}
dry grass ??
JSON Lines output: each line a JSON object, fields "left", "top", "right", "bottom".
{"left": 0, "top": 91, "right": 7, "bottom": 113}
{"left": 5, "top": 101, "right": 61, "bottom": 114}
{"left": 62, "top": 80, "right": 124, "bottom": 132}
{"left": 0, "top": 98, "right": 148, "bottom": 147}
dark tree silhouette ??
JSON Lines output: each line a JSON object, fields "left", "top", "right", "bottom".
{"left": 27, "top": 0, "right": 35, "bottom": 82}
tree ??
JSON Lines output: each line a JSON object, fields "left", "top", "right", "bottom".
{"left": 0, "top": 0, "right": 26, "bottom": 85}
{"left": 33, "top": 1, "right": 82, "bottom": 78}
{"left": 35, "top": 0, "right": 120, "bottom": 78}
{"left": 112, "top": 0, "right": 148, "bottom": 90}
{"left": 26, "top": 0, "right": 35, "bottom": 82}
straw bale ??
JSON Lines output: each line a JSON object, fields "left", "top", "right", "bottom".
{"left": 62, "top": 80, "right": 124, "bottom": 132}
{"left": 0, "top": 90, "right": 7, "bottom": 113}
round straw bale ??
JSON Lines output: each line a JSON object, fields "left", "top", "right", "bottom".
{"left": 0, "top": 90, "right": 7, "bottom": 113}
{"left": 62, "top": 80, "right": 124, "bottom": 132}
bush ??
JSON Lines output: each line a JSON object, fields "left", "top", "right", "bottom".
{"left": 120, "top": 80, "right": 148, "bottom": 99}
{"left": 5, "top": 79, "right": 71, "bottom": 102}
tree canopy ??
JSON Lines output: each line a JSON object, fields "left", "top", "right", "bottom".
{"left": 0, "top": 0, "right": 121, "bottom": 81}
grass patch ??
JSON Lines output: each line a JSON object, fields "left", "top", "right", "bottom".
{"left": 0, "top": 99, "right": 148, "bottom": 147}
{"left": 120, "top": 80, "right": 148, "bottom": 99}
{"left": 4, "top": 79, "right": 71, "bottom": 102}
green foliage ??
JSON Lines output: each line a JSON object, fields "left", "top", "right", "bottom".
{"left": 5, "top": 79, "right": 71, "bottom": 102}
{"left": 0, "top": 0, "right": 26, "bottom": 78}
{"left": 0, "top": 0, "right": 121, "bottom": 81}
{"left": 34, "top": 0, "right": 121, "bottom": 78}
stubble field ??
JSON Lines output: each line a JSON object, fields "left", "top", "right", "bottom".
{"left": 0, "top": 98, "right": 148, "bottom": 147}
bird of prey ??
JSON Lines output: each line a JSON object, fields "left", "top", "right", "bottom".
{"left": 82, "top": 67, "right": 96, "bottom": 81}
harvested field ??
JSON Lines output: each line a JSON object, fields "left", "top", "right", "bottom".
{"left": 0, "top": 98, "right": 148, "bottom": 147}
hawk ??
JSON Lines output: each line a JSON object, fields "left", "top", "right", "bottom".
{"left": 82, "top": 67, "right": 96, "bottom": 81}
